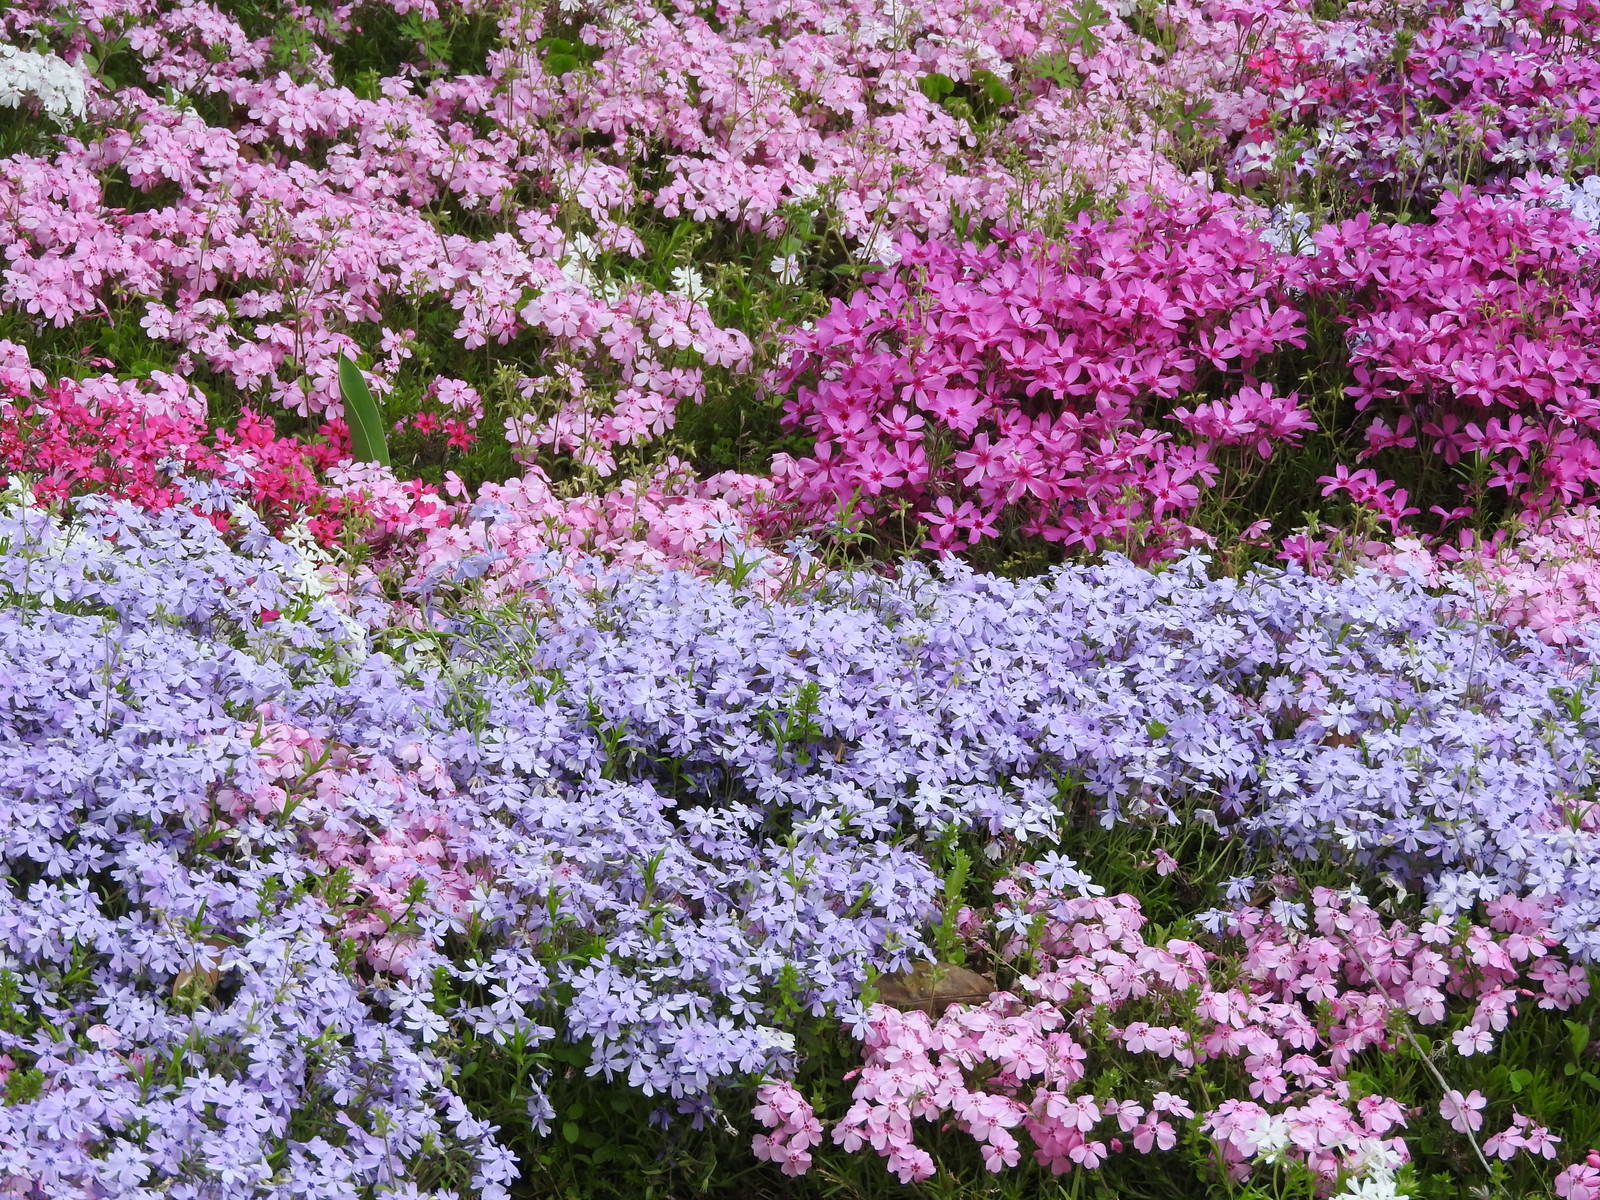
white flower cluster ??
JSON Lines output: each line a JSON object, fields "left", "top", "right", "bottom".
{"left": 0, "top": 43, "right": 90, "bottom": 125}
{"left": 1261, "top": 203, "right": 1318, "bottom": 256}
{"left": 669, "top": 264, "right": 710, "bottom": 301}
{"left": 1520, "top": 173, "right": 1600, "bottom": 253}
{"left": 554, "top": 230, "right": 624, "bottom": 303}
{"left": 1557, "top": 175, "right": 1600, "bottom": 236}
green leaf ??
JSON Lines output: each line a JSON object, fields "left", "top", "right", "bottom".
{"left": 338, "top": 355, "right": 390, "bottom": 466}
{"left": 971, "top": 68, "right": 1013, "bottom": 107}
{"left": 1567, "top": 1018, "right": 1590, "bottom": 1058}
{"left": 1507, "top": 1068, "right": 1533, "bottom": 1093}
{"left": 536, "top": 34, "right": 598, "bottom": 74}
{"left": 918, "top": 73, "right": 955, "bottom": 102}
{"left": 1062, "top": 0, "right": 1108, "bottom": 56}
{"left": 561, "top": 1121, "right": 581, "bottom": 1144}
{"left": 1028, "top": 51, "right": 1080, "bottom": 89}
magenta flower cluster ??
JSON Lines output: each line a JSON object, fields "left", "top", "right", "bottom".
{"left": 772, "top": 188, "right": 1310, "bottom": 555}
{"left": 1230, "top": 0, "right": 1600, "bottom": 197}
{"left": 773, "top": 181, "right": 1600, "bottom": 556}
{"left": 1307, "top": 184, "right": 1600, "bottom": 521}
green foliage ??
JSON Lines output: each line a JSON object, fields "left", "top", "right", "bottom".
{"left": 1059, "top": 0, "right": 1110, "bottom": 57}
{"left": 918, "top": 72, "right": 956, "bottom": 103}
{"left": 536, "top": 35, "right": 602, "bottom": 76}
{"left": 930, "top": 837, "right": 974, "bottom": 966}
{"left": 1025, "top": 51, "right": 1082, "bottom": 90}
{"left": 764, "top": 680, "right": 826, "bottom": 765}
{"left": 338, "top": 354, "right": 391, "bottom": 467}
{"left": 917, "top": 69, "right": 1015, "bottom": 131}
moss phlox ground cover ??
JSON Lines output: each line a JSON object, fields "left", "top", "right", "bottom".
{"left": 8, "top": 0, "right": 1600, "bottom": 1196}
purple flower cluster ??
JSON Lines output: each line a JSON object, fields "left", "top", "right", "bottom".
{"left": 520, "top": 549, "right": 1600, "bottom": 955}
{"left": 6, "top": 491, "right": 1600, "bottom": 1193}
{"left": 0, "top": 495, "right": 516, "bottom": 1198}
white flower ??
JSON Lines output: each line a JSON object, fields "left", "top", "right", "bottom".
{"left": 1032, "top": 850, "right": 1100, "bottom": 894}
{"left": 1261, "top": 203, "right": 1317, "bottom": 256}
{"left": 862, "top": 230, "right": 901, "bottom": 266}
{"left": 565, "top": 231, "right": 598, "bottom": 261}
{"left": 1551, "top": 175, "right": 1600, "bottom": 248}
{"left": 0, "top": 44, "right": 91, "bottom": 125}
{"left": 669, "top": 265, "right": 709, "bottom": 301}
{"left": 762, "top": 1028, "right": 797, "bottom": 1053}
{"left": 703, "top": 515, "right": 744, "bottom": 544}
{"left": 1338, "top": 1169, "right": 1405, "bottom": 1200}
{"left": 769, "top": 254, "right": 801, "bottom": 285}
{"left": 1251, "top": 1115, "right": 1291, "bottom": 1165}
{"left": 1346, "top": 1137, "right": 1406, "bottom": 1177}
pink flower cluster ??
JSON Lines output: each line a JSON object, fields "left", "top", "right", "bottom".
{"left": 771, "top": 188, "right": 1309, "bottom": 557}
{"left": 538, "top": 0, "right": 1298, "bottom": 247}
{"left": 0, "top": 81, "right": 750, "bottom": 472}
{"left": 313, "top": 455, "right": 784, "bottom": 605}
{"left": 1308, "top": 186, "right": 1600, "bottom": 521}
{"left": 756, "top": 871, "right": 1589, "bottom": 1189}
{"left": 1366, "top": 507, "right": 1600, "bottom": 644}
{"left": 214, "top": 708, "right": 482, "bottom": 976}
{"left": 0, "top": 361, "right": 353, "bottom": 541}
{"left": 1228, "top": 0, "right": 1600, "bottom": 197}
{"left": 0, "top": 351, "right": 782, "bottom": 606}
{"left": 751, "top": 1081, "right": 825, "bottom": 1177}
{"left": 397, "top": 458, "right": 786, "bottom": 601}
{"left": 1479, "top": 1106, "right": 1561, "bottom": 1159}
{"left": 1558, "top": 1150, "right": 1600, "bottom": 1199}
{"left": 0, "top": 0, "right": 1326, "bottom": 480}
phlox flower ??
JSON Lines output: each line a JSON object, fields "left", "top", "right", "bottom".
{"left": 0, "top": 44, "right": 90, "bottom": 124}
{"left": 1556, "top": 1158, "right": 1600, "bottom": 1200}
{"left": 1438, "top": 1089, "right": 1486, "bottom": 1135}
{"left": 1337, "top": 1170, "right": 1404, "bottom": 1200}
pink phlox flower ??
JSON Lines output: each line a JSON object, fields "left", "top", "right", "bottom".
{"left": 1439, "top": 1088, "right": 1487, "bottom": 1135}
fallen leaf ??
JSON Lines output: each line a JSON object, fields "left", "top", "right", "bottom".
{"left": 877, "top": 961, "right": 997, "bottom": 1016}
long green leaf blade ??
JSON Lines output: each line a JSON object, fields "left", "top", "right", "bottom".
{"left": 338, "top": 355, "right": 390, "bottom": 467}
